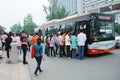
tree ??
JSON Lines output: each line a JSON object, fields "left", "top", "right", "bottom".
{"left": 10, "top": 23, "right": 22, "bottom": 34}
{"left": 43, "top": 0, "right": 69, "bottom": 21}
{"left": 115, "top": 23, "right": 120, "bottom": 34}
{"left": 23, "top": 14, "right": 37, "bottom": 34}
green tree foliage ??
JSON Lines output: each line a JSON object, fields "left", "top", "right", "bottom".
{"left": 23, "top": 14, "right": 37, "bottom": 34}
{"left": 43, "top": 0, "right": 69, "bottom": 21}
{"left": 115, "top": 23, "right": 120, "bottom": 34}
{"left": 10, "top": 23, "right": 22, "bottom": 34}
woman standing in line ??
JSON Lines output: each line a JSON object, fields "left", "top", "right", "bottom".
{"left": 21, "top": 31, "right": 28, "bottom": 64}
{"left": 5, "top": 33, "right": 12, "bottom": 63}
{"left": 34, "top": 38, "right": 43, "bottom": 76}
{"left": 49, "top": 35, "right": 56, "bottom": 57}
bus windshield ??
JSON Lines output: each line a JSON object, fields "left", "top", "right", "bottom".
{"left": 93, "top": 20, "right": 114, "bottom": 41}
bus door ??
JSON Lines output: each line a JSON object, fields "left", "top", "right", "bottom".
{"left": 75, "top": 21, "right": 89, "bottom": 55}
{"left": 75, "top": 21, "right": 87, "bottom": 35}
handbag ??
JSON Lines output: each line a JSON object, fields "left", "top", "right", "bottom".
{"left": 31, "top": 45, "right": 35, "bottom": 59}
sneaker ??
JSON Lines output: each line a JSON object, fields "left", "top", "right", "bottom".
{"left": 68, "top": 57, "right": 71, "bottom": 59}
{"left": 0, "top": 57, "right": 3, "bottom": 59}
{"left": 34, "top": 73, "right": 37, "bottom": 77}
{"left": 6, "top": 60, "right": 11, "bottom": 64}
{"left": 39, "top": 70, "right": 43, "bottom": 72}
{"left": 23, "top": 61, "right": 28, "bottom": 64}
{"left": 55, "top": 57, "right": 57, "bottom": 59}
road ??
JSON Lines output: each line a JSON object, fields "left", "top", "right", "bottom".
{"left": 28, "top": 49, "right": 120, "bottom": 80}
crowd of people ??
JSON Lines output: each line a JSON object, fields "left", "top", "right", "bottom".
{"left": 0, "top": 31, "right": 44, "bottom": 76}
{"left": 0, "top": 29, "right": 87, "bottom": 76}
{"left": 44, "top": 29, "right": 87, "bottom": 60}
{"left": 0, "top": 31, "right": 30, "bottom": 64}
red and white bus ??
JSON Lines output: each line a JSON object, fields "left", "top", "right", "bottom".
{"left": 42, "top": 13, "right": 115, "bottom": 55}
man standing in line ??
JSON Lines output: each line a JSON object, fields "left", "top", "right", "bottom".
{"left": 71, "top": 32, "right": 77, "bottom": 58}
{"left": 77, "top": 30, "right": 86, "bottom": 60}
{"left": 65, "top": 32, "right": 71, "bottom": 59}
{"left": 5, "top": 33, "right": 12, "bottom": 63}
{"left": 58, "top": 33, "right": 64, "bottom": 57}
{"left": 62, "top": 32, "right": 66, "bottom": 56}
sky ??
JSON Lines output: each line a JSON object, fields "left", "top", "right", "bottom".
{"left": 0, "top": 0, "right": 49, "bottom": 32}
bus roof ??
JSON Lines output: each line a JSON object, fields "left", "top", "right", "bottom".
{"left": 43, "top": 12, "right": 113, "bottom": 28}
{"left": 0, "top": 25, "right": 6, "bottom": 30}
{"left": 58, "top": 13, "right": 90, "bottom": 23}
{"left": 44, "top": 19, "right": 59, "bottom": 27}
{"left": 44, "top": 13, "right": 90, "bottom": 27}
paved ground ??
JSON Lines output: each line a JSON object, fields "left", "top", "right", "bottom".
{"left": 0, "top": 51, "right": 31, "bottom": 80}
{"left": 1, "top": 48, "right": 120, "bottom": 80}
{"left": 28, "top": 49, "right": 120, "bottom": 80}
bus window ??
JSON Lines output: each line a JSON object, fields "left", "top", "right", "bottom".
{"left": 65, "top": 23, "right": 74, "bottom": 33}
{"left": 61, "top": 24, "right": 66, "bottom": 32}
{"left": 45, "top": 28, "right": 48, "bottom": 34}
{"left": 48, "top": 26, "right": 55, "bottom": 34}
{"left": 93, "top": 20, "right": 114, "bottom": 40}
{"left": 54, "top": 25, "right": 59, "bottom": 33}
{"left": 60, "top": 23, "right": 75, "bottom": 33}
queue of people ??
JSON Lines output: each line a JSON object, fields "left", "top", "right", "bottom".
{"left": 44, "top": 29, "right": 87, "bottom": 60}
{"left": 0, "top": 30, "right": 86, "bottom": 77}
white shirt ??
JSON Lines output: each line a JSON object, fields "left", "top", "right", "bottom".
{"left": 12, "top": 36, "right": 21, "bottom": 46}
{"left": 65, "top": 34, "right": 71, "bottom": 46}
{"left": 12, "top": 36, "right": 17, "bottom": 42}
{"left": 16, "top": 36, "right": 21, "bottom": 46}
{"left": 58, "top": 35, "right": 63, "bottom": 45}
{"left": 44, "top": 36, "right": 46, "bottom": 45}
{"left": 1, "top": 34, "right": 7, "bottom": 43}
{"left": 77, "top": 32, "right": 86, "bottom": 46}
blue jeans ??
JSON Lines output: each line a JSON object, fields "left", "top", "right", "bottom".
{"left": 72, "top": 49, "right": 76, "bottom": 58}
{"left": 50, "top": 47, "right": 56, "bottom": 57}
{"left": 78, "top": 46, "right": 85, "bottom": 60}
{"left": 34, "top": 56, "right": 42, "bottom": 75}
{"left": 66, "top": 46, "right": 71, "bottom": 57}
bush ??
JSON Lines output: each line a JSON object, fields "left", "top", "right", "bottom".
{"left": 115, "top": 23, "right": 120, "bottom": 34}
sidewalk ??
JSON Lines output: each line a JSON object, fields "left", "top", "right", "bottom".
{"left": 0, "top": 51, "right": 31, "bottom": 80}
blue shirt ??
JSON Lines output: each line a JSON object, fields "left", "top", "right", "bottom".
{"left": 71, "top": 35, "right": 77, "bottom": 49}
{"left": 34, "top": 43, "right": 43, "bottom": 57}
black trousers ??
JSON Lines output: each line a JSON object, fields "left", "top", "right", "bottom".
{"left": 5, "top": 46, "right": 11, "bottom": 58}
{"left": 59, "top": 45, "right": 65, "bottom": 57}
{"left": 21, "top": 47, "right": 27, "bottom": 63}
{"left": 45, "top": 45, "right": 50, "bottom": 56}
{"left": 66, "top": 45, "right": 71, "bottom": 57}
{"left": 6, "top": 49, "right": 10, "bottom": 58}
{"left": 55, "top": 44, "right": 58, "bottom": 55}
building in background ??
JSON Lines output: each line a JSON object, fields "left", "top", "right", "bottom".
{"left": 56, "top": 0, "right": 77, "bottom": 15}
{"left": 53, "top": 0, "right": 120, "bottom": 24}
{"left": 78, "top": 0, "right": 120, "bottom": 24}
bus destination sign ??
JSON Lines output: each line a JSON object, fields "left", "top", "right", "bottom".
{"left": 98, "top": 16, "right": 111, "bottom": 20}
